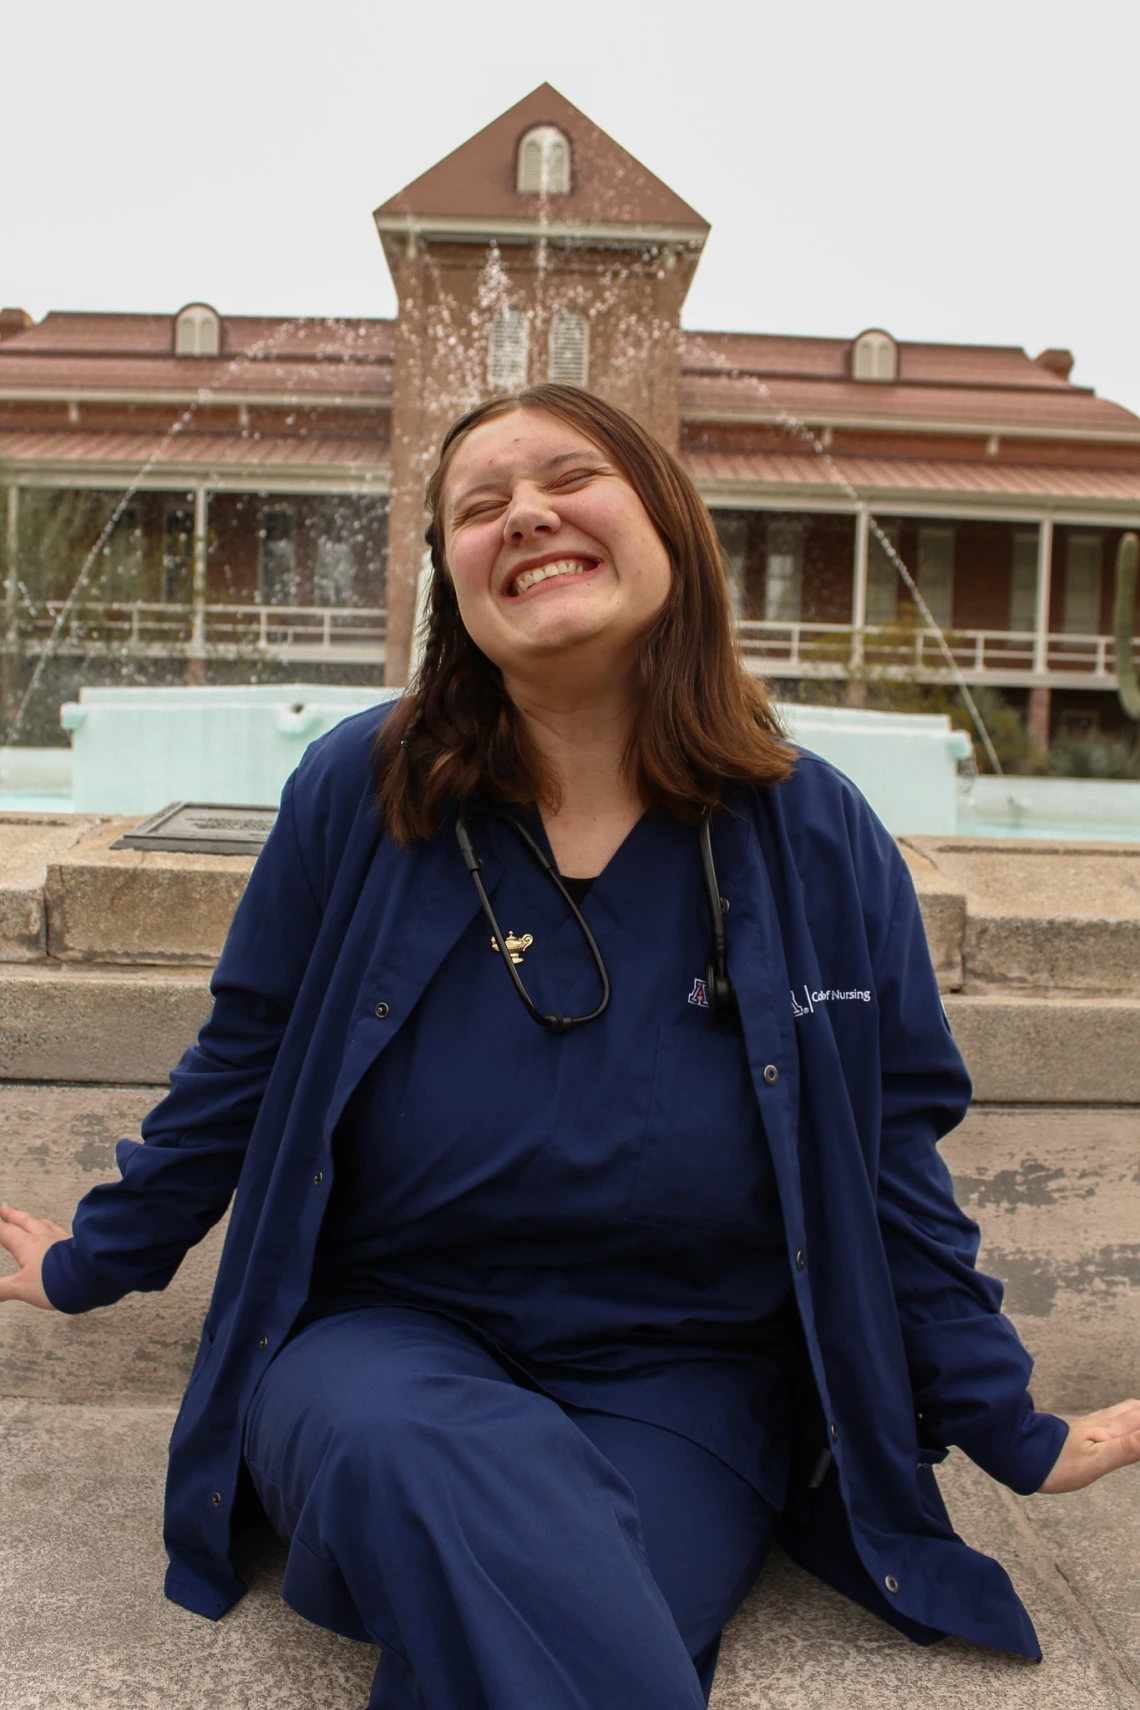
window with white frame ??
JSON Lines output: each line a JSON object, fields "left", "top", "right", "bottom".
{"left": 851, "top": 329, "right": 898, "bottom": 383}
{"left": 547, "top": 309, "right": 589, "bottom": 386}
{"left": 516, "top": 125, "right": 571, "bottom": 194}
{"left": 1010, "top": 530, "right": 1040, "bottom": 631}
{"left": 174, "top": 303, "right": 221, "bottom": 358}
{"left": 866, "top": 522, "right": 900, "bottom": 625}
{"left": 260, "top": 508, "right": 296, "bottom": 606}
{"left": 1063, "top": 534, "right": 1102, "bottom": 634}
{"left": 764, "top": 519, "right": 803, "bottom": 623}
{"left": 916, "top": 527, "right": 954, "bottom": 628}
{"left": 315, "top": 509, "right": 356, "bottom": 607}
{"left": 487, "top": 306, "right": 530, "bottom": 391}
{"left": 162, "top": 508, "right": 193, "bottom": 602}
{"left": 715, "top": 513, "right": 749, "bottom": 619}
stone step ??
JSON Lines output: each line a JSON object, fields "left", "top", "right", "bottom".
{"left": 0, "top": 952, "right": 1134, "bottom": 1100}
{"left": 0, "top": 1404, "right": 1136, "bottom": 1709}
{"left": 3, "top": 1091, "right": 1136, "bottom": 1413}
{"left": 0, "top": 962, "right": 212, "bottom": 1083}
{"left": 945, "top": 992, "right": 1140, "bottom": 1103}
{"left": 4, "top": 816, "right": 1140, "bottom": 1098}
{"left": 8, "top": 816, "right": 1140, "bottom": 996}
{"left": 905, "top": 837, "right": 1140, "bottom": 995}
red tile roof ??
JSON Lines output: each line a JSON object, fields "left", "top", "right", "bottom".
{"left": 683, "top": 331, "right": 1079, "bottom": 390}
{"left": 375, "top": 84, "right": 708, "bottom": 232}
{"left": 681, "top": 333, "right": 1140, "bottom": 437}
{"left": 685, "top": 449, "right": 1140, "bottom": 504}
{"left": 0, "top": 313, "right": 394, "bottom": 398}
{"left": 0, "top": 428, "right": 389, "bottom": 477}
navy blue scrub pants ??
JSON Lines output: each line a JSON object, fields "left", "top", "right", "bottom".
{"left": 244, "top": 1306, "right": 777, "bottom": 1710}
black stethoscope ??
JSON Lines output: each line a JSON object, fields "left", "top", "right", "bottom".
{"left": 454, "top": 805, "right": 737, "bottom": 1033}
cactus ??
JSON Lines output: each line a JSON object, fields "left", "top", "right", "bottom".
{"left": 1114, "top": 532, "right": 1140, "bottom": 720}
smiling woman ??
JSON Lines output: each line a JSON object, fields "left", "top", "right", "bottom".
{"left": 4, "top": 384, "right": 1138, "bottom": 1710}
{"left": 376, "top": 384, "right": 794, "bottom": 849}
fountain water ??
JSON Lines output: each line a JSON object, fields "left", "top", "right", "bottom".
{"left": 1, "top": 225, "right": 1007, "bottom": 826}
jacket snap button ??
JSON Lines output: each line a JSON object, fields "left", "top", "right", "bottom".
{"left": 258, "top": 1336, "right": 268, "bottom": 1351}
{"left": 830, "top": 1422, "right": 839, "bottom": 1443}
{"left": 313, "top": 1171, "right": 324, "bottom": 1186}
{"left": 374, "top": 1001, "right": 389, "bottom": 1019}
{"left": 763, "top": 1064, "right": 779, "bottom": 1085}
{"left": 884, "top": 1574, "right": 900, "bottom": 1594}
{"left": 795, "top": 1250, "right": 806, "bottom": 1271}
{"left": 211, "top": 1492, "right": 222, "bottom": 1508}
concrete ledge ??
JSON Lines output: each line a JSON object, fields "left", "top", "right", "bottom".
{"left": 0, "top": 965, "right": 212, "bottom": 1083}
{"left": 946, "top": 993, "right": 1140, "bottom": 1103}
{"left": 0, "top": 817, "right": 103, "bottom": 962}
{"left": 45, "top": 818, "right": 254, "bottom": 965}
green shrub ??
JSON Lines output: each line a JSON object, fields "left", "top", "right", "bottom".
{"left": 1036, "top": 733, "right": 1140, "bottom": 779}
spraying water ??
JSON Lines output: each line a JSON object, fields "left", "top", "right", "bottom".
{"left": 4, "top": 239, "right": 1005, "bottom": 779}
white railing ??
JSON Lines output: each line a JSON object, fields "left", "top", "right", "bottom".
{"left": 10, "top": 601, "right": 1126, "bottom": 682}
{"left": 736, "top": 620, "right": 1119, "bottom": 681}
{"left": 20, "top": 600, "right": 387, "bottom": 660}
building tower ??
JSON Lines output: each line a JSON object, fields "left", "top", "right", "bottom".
{"left": 373, "top": 84, "right": 709, "bottom": 682}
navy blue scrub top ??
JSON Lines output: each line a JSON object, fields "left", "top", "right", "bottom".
{"left": 306, "top": 808, "right": 797, "bottom": 1509}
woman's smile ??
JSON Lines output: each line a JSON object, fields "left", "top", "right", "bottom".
{"left": 506, "top": 554, "right": 603, "bottom": 599}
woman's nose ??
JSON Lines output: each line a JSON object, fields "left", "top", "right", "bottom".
{"left": 504, "top": 484, "right": 560, "bottom": 542}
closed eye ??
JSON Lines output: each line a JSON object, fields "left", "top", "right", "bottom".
{"left": 454, "top": 497, "right": 508, "bottom": 525}
{"left": 548, "top": 464, "right": 607, "bottom": 490}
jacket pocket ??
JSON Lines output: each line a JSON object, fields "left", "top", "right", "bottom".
{"left": 624, "top": 1021, "right": 775, "bottom": 1234}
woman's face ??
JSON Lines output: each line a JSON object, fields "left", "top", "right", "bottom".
{"left": 440, "top": 408, "right": 672, "bottom": 681}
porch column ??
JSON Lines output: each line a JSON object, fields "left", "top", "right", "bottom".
{"left": 1029, "top": 514, "right": 1053, "bottom": 749}
{"left": 3, "top": 485, "right": 19, "bottom": 729}
{"left": 847, "top": 504, "right": 870, "bottom": 705}
{"left": 187, "top": 485, "right": 209, "bottom": 687}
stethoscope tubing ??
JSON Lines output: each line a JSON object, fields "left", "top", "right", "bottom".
{"left": 455, "top": 805, "right": 611, "bottom": 1032}
{"left": 455, "top": 803, "right": 735, "bottom": 1032}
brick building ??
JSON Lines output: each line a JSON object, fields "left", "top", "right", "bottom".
{"left": 2, "top": 83, "right": 1140, "bottom": 743}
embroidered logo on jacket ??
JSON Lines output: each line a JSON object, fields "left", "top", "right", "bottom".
{"left": 688, "top": 978, "right": 710, "bottom": 1008}
{"left": 791, "top": 984, "right": 871, "bottom": 1017}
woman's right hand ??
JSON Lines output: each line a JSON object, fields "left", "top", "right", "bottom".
{"left": 0, "top": 1205, "right": 68, "bottom": 1310}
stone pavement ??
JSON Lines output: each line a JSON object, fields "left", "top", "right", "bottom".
{"left": 1, "top": 1091, "right": 1138, "bottom": 1707}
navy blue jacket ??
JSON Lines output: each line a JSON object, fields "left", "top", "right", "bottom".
{"left": 44, "top": 704, "right": 1065, "bottom": 1658}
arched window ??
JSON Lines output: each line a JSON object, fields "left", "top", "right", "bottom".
{"left": 174, "top": 303, "right": 221, "bottom": 358}
{"left": 516, "top": 125, "right": 571, "bottom": 195}
{"left": 851, "top": 328, "right": 898, "bottom": 383}
{"left": 547, "top": 309, "right": 589, "bottom": 386}
{"left": 487, "top": 306, "right": 530, "bottom": 391}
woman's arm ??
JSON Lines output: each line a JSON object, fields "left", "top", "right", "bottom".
{"left": 3, "top": 766, "right": 325, "bottom": 1316}
{"left": 871, "top": 849, "right": 1138, "bottom": 1495}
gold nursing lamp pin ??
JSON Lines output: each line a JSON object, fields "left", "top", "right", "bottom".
{"left": 492, "top": 930, "right": 534, "bottom": 965}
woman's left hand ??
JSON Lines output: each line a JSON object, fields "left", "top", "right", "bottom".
{"left": 1039, "top": 1400, "right": 1140, "bottom": 1493}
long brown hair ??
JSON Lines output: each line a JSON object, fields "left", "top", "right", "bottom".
{"left": 375, "top": 384, "right": 793, "bottom": 841}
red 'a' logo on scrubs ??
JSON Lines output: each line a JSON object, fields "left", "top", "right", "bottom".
{"left": 687, "top": 978, "right": 709, "bottom": 1008}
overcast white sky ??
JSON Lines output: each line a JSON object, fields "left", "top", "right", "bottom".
{"left": 5, "top": 0, "right": 1138, "bottom": 412}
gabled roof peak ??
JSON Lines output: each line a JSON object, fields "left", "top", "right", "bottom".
{"left": 374, "top": 84, "right": 708, "bottom": 236}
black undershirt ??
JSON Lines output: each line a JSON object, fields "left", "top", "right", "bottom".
{"left": 560, "top": 874, "right": 596, "bottom": 905}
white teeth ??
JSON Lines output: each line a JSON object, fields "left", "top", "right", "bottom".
{"left": 512, "top": 560, "right": 591, "bottom": 595}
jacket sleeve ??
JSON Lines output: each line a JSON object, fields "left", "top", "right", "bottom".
{"left": 871, "top": 850, "right": 1068, "bottom": 1495}
{"left": 42, "top": 767, "right": 325, "bottom": 1314}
